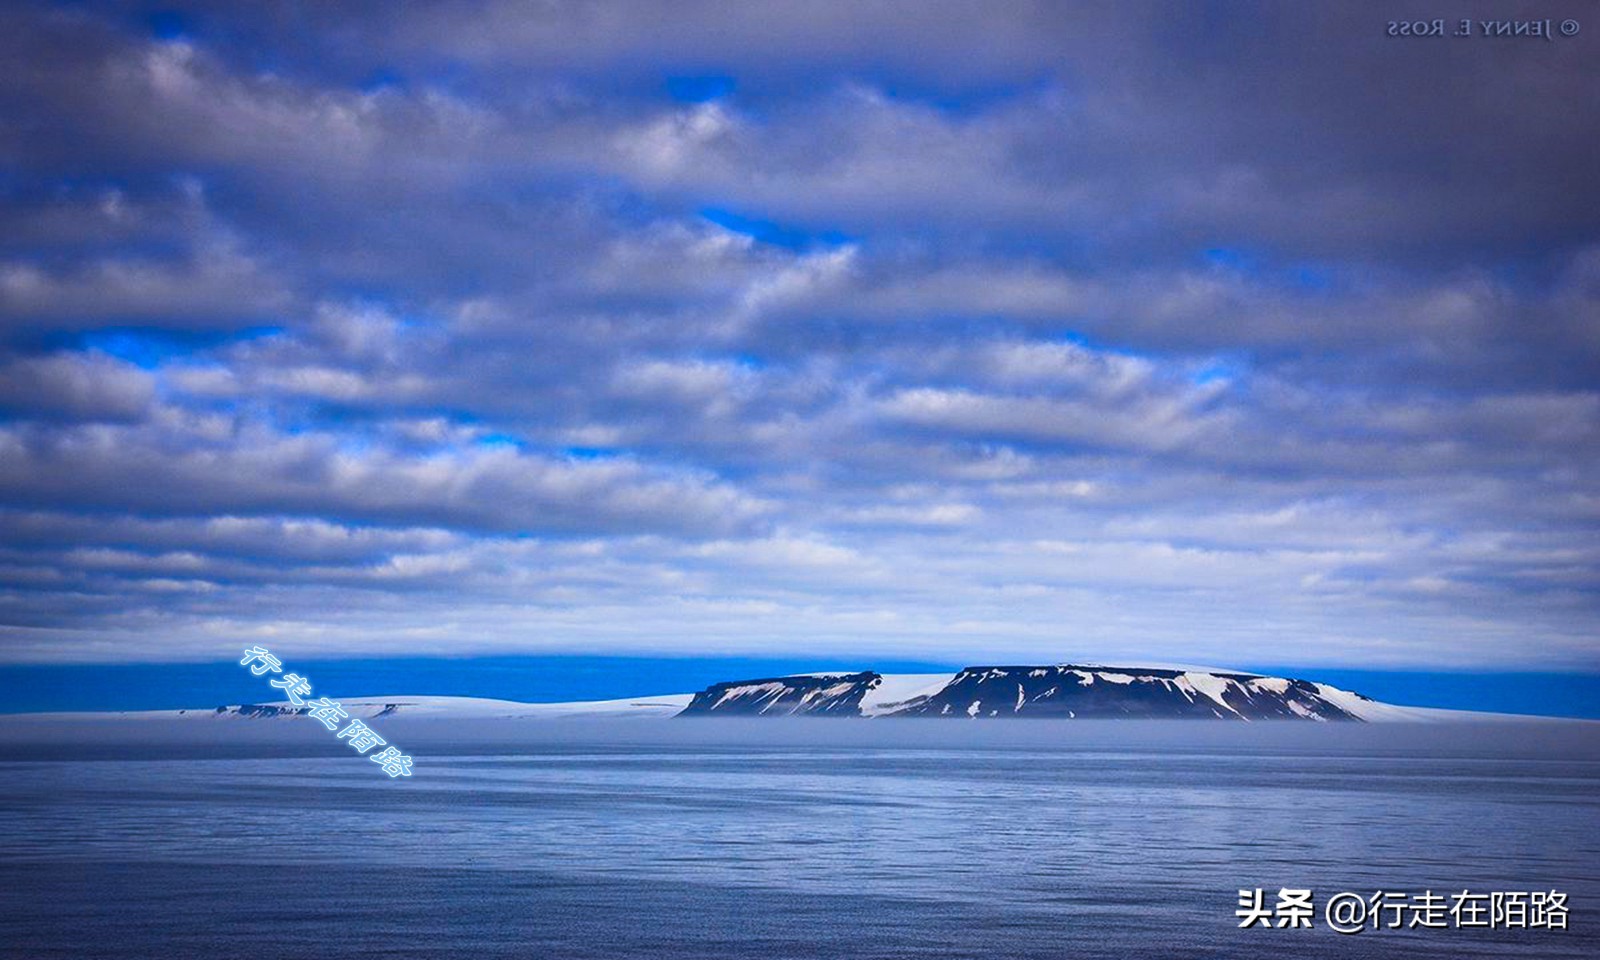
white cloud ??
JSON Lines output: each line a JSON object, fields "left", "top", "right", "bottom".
{"left": 0, "top": 4, "right": 1594, "bottom": 673}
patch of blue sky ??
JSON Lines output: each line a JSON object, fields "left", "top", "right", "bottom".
{"left": 474, "top": 432, "right": 523, "bottom": 450}
{"left": 265, "top": 415, "right": 315, "bottom": 437}
{"left": 1053, "top": 329, "right": 1100, "bottom": 349}
{"left": 72, "top": 328, "right": 278, "bottom": 369}
{"left": 145, "top": 9, "right": 190, "bottom": 41}
{"left": 699, "top": 207, "right": 853, "bottom": 251}
{"left": 360, "top": 68, "right": 407, "bottom": 94}
{"left": 665, "top": 75, "right": 736, "bottom": 103}
{"left": 562, "top": 446, "right": 620, "bottom": 461}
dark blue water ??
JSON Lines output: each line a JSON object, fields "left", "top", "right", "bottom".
{"left": 0, "top": 720, "right": 1595, "bottom": 958}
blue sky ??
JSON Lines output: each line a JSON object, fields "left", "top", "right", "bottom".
{"left": 0, "top": 3, "right": 1597, "bottom": 711}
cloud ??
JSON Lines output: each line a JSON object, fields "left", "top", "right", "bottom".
{"left": 0, "top": 353, "right": 155, "bottom": 422}
{"left": 0, "top": 238, "right": 290, "bottom": 332}
{"left": 0, "top": 417, "right": 769, "bottom": 538}
{"left": 0, "top": 182, "right": 293, "bottom": 337}
{"left": 0, "top": 2, "right": 1594, "bottom": 671}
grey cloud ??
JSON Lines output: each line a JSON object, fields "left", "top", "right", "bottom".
{"left": 0, "top": 511, "right": 463, "bottom": 567}
{"left": 0, "top": 419, "right": 769, "bottom": 537}
{"left": 0, "top": 183, "right": 294, "bottom": 336}
{"left": 0, "top": 2, "right": 1595, "bottom": 671}
{"left": 0, "top": 353, "right": 155, "bottom": 422}
{"left": 0, "top": 239, "right": 291, "bottom": 332}
{"left": 7, "top": 2, "right": 1588, "bottom": 282}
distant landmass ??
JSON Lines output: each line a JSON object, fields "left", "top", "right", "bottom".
{"left": 3, "top": 662, "right": 1529, "bottom": 724}
{"left": 676, "top": 664, "right": 1388, "bottom": 721}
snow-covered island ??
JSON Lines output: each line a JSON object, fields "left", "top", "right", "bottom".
{"left": 3, "top": 663, "right": 1525, "bottom": 724}
{"left": 676, "top": 664, "right": 1438, "bottom": 721}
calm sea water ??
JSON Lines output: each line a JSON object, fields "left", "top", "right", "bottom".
{"left": 0, "top": 719, "right": 1595, "bottom": 959}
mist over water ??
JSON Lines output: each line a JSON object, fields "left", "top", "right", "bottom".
{"left": 1, "top": 719, "right": 1595, "bottom": 959}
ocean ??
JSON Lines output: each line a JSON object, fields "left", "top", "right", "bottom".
{"left": 0, "top": 719, "right": 1595, "bottom": 959}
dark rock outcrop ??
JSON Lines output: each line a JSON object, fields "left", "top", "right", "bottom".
{"left": 679, "top": 665, "right": 1366, "bottom": 721}
{"left": 891, "top": 665, "right": 1361, "bottom": 721}
{"left": 679, "top": 672, "right": 881, "bottom": 716}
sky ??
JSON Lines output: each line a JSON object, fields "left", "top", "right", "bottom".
{"left": 0, "top": 2, "right": 1597, "bottom": 687}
